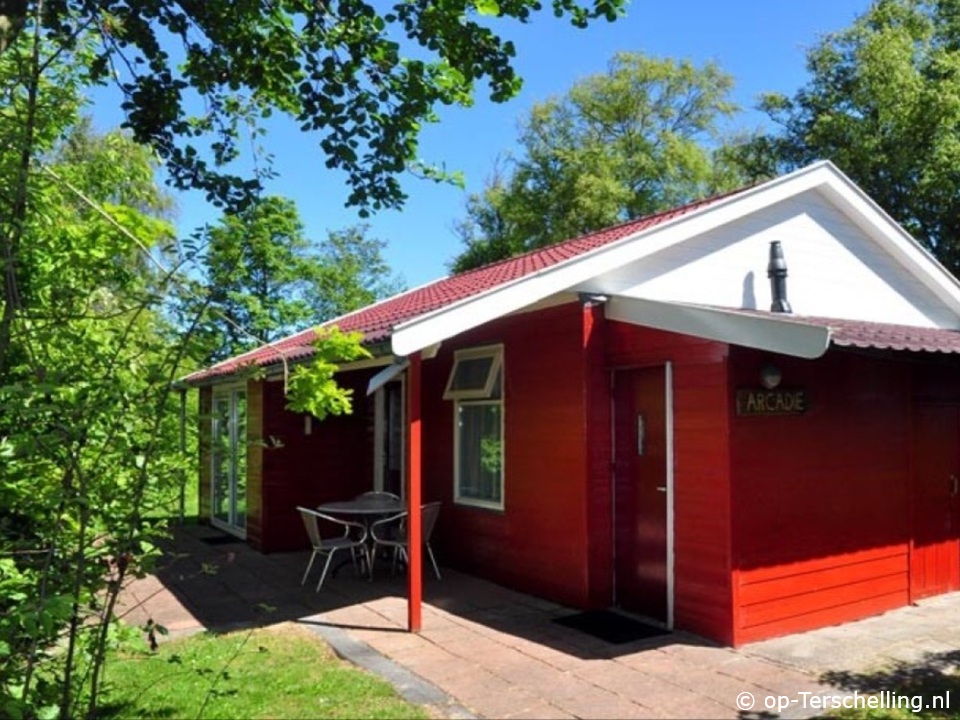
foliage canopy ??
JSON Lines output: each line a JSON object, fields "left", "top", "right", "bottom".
{"left": 3, "top": 0, "right": 625, "bottom": 214}
{"left": 451, "top": 51, "right": 743, "bottom": 271}
{"left": 732, "top": 0, "right": 960, "bottom": 275}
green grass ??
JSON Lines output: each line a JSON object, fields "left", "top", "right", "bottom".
{"left": 98, "top": 623, "right": 429, "bottom": 719}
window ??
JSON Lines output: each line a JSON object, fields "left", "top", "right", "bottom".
{"left": 211, "top": 386, "right": 247, "bottom": 535}
{"left": 447, "top": 346, "right": 504, "bottom": 509}
{"left": 444, "top": 346, "right": 502, "bottom": 401}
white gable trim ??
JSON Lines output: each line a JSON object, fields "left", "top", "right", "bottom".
{"left": 391, "top": 162, "right": 960, "bottom": 356}
{"left": 816, "top": 179, "right": 960, "bottom": 322}
{"left": 605, "top": 297, "right": 831, "bottom": 359}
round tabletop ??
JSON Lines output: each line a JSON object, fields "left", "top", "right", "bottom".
{"left": 317, "top": 498, "right": 404, "bottom": 515}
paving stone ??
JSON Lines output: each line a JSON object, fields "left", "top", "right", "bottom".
{"left": 715, "top": 653, "right": 816, "bottom": 693}
{"left": 439, "top": 667, "right": 529, "bottom": 718}
{"left": 655, "top": 639, "right": 741, "bottom": 668}
{"left": 502, "top": 700, "right": 575, "bottom": 719}
{"left": 511, "top": 639, "right": 595, "bottom": 672}
{"left": 367, "top": 629, "right": 438, "bottom": 654}
{"left": 483, "top": 654, "right": 571, "bottom": 695}
{"left": 548, "top": 681, "right": 657, "bottom": 719}
{"left": 577, "top": 659, "right": 678, "bottom": 706}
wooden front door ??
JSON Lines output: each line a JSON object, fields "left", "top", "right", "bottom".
{"left": 912, "top": 404, "right": 960, "bottom": 600}
{"left": 614, "top": 366, "right": 669, "bottom": 622}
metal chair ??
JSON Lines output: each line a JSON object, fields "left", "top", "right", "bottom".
{"left": 296, "top": 507, "right": 369, "bottom": 591}
{"left": 370, "top": 501, "right": 442, "bottom": 580}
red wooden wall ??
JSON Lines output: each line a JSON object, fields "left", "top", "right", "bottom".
{"left": 255, "top": 370, "right": 377, "bottom": 552}
{"left": 605, "top": 322, "right": 735, "bottom": 644}
{"left": 584, "top": 304, "right": 614, "bottom": 606}
{"left": 729, "top": 347, "right": 912, "bottom": 645}
{"left": 421, "top": 302, "right": 599, "bottom": 607}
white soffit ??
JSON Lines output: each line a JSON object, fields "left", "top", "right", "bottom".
{"left": 606, "top": 297, "right": 832, "bottom": 359}
{"left": 366, "top": 360, "right": 408, "bottom": 396}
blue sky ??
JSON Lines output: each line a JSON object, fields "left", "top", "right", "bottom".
{"left": 92, "top": 0, "right": 871, "bottom": 289}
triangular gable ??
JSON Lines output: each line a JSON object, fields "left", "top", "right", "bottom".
{"left": 391, "top": 162, "right": 960, "bottom": 356}
{"left": 579, "top": 186, "right": 956, "bottom": 328}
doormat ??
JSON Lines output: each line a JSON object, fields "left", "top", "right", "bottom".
{"left": 553, "top": 610, "right": 670, "bottom": 644}
{"left": 200, "top": 535, "right": 244, "bottom": 546}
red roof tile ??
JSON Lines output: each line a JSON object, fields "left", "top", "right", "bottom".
{"left": 815, "top": 316, "right": 960, "bottom": 354}
{"left": 721, "top": 308, "right": 960, "bottom": 354}
{"left": 183, "top": 191, "right": 736, "bottom": 384}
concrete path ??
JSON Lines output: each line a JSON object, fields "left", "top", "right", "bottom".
{"left": 120, "top": 525, "right": 960, "bottom": 719}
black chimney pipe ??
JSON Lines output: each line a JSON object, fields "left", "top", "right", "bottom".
{"left": 767, "top": 241, "right": 792, "bottom": 313}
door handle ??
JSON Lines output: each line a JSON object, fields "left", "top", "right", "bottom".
{"left": 952, "top": 475, "right": 958, "bottom": 497}
{"left": 656, "top": 486, "right": 667, "bottom": 493}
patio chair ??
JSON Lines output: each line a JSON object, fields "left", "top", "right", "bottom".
{"left": 296, "top": 507, "right": 369, "bottom": 591}
{"left": 370, "top": 501, "right": 442, "bottom": 580}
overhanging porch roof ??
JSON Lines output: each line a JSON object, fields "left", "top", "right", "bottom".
{"left": 605, "top": 296, "right": 960, "bottom": 358}
{"left": 605, "top": 297, "right": 832, "bottom": 359}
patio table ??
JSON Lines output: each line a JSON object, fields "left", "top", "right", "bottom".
{"left": 317, "top": 497, "right": 406, "bottom": 578}
{"left": 317, "top": 496, "right": 404, "bottom": 516}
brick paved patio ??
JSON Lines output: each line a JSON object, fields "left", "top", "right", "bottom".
{"left": 118, "top": 524, "right": 960, "bottom": 719}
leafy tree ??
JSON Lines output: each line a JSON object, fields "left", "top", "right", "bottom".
{"left": 198, "top": 195, "right": 317, "bottom": 362}
{"left": 1, "top": 0, "right": 626, "bottom": 373}
{"left": 0, "top": 88, "right": 188, "bottom": 718}
{"left": 310, "top": 224, "right": 405, "bottom": 322}
{"left": 452, "top": 52, "right": 742, "bottom": 271}
{"left": 731, "top": 0, "right": 960, "bottom": 274}
{"left": 53, "top": 116, "right": 175, "bottom": 218}
{"left": 194, "top": 200, "right": 403, "bottom": 363}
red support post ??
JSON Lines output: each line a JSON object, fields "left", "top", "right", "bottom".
{"left": 406, "top": 352, "right": 423, "bottom": 632}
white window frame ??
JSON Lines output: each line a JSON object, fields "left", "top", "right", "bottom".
{"left": 373, "top": 376, "right": 406, "bottom": 498}
{"left": 210, "top": 382, "right": 248, "bottom": 538}
{"left": 444, "top": 345, "right": 503, "bottom": 401}
{"left": 448, "top": 345, "right": 505, "bottom": 510}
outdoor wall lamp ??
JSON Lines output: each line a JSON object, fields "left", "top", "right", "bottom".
{"left": 760, "top": 362, "right": 782, "bottom": 389}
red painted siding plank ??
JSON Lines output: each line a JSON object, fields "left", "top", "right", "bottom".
{"left": 257, "top": 370, "right": 377, "bottom": 552}
{"left": 740, "top": 554, "right": 908, "bottom": 606}
{"left": 730, "top": 347, "right": 912, "bottom": 644}
{"left": 738, "top": 591, "right": 908, "bottom": 644}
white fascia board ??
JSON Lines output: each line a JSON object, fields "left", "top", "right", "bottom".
{"left": 366, "top": 359, "right": 409, "bottom": 396}
{"left": 816, "top": 174, "right": 960, "bottom": 323}
{"left": 389, "top": 162, "right": 895, "bottom": 356}
{"left": 606, "top": 296, "right": 831, "bottom": 359}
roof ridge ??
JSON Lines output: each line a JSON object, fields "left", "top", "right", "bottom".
{"left": 449, "top": 186, "right": 751, "bottom": 281}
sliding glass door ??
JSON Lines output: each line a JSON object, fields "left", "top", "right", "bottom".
{"left": 211, "top": 387, "right": 247, "bottom": 536}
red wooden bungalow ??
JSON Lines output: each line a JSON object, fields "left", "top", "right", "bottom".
{"left": 184, "top": 162, "right": 960, "bottom": 646}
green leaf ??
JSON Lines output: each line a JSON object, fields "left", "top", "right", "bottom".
{"left": 475, "top": 0, "right": 501, "bottom": 16}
